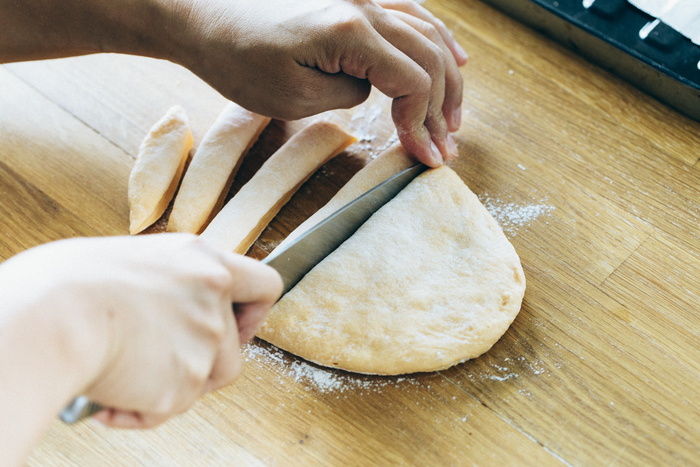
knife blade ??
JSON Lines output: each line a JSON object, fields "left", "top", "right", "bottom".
{"left": 262, "top": 163, "right": 428, "bottom": 295}
{"left": 60, "top": 162, "right": 428, "bottom": 424}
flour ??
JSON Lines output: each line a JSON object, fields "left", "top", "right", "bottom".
{"left": 464, "top": 355, "right": 550, "bottom": 385}
{"left": 350, "top": 104, "right": 382, "bottom": 152}
{"left": 479, "top": 193, "right": 554, "bottom": 236}
{"left": 349, "top": 102, "right": 400, "bottom": 157}
{"left": 242, "top": 340, "right": 412, "bottom": 394}
{"left": 372, "top": 130, "right": 399, "bottom": 159}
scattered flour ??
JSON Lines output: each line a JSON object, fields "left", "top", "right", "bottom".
{"left": 350, "top": 104, "right": 382, "bottom": 152}
{"left": 479, "top": 193, "right": 554, "bottom": 236}
{"left": 349, "top": 101, "right": 400, "bottom": 157}
{"left": 242, "top": 340, "right": 413, "bottom": 394}
{"left": 465, "top": 355, "right": 550, "bottom": 384}
{"left": 372, "top": 130, "right": 399, "bottom": 158}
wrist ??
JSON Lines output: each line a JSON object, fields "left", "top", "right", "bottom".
{"left": 0, "top": 249, "right": 112, "bottom": 398}
{"left": 91, "top": 0, "right": 193, "bottom": 59}
{"left": 0, "top": 0, "right": 186, "bottom": 63}
{"left": 0, "top": 260, "right": 111, "bottom": 465}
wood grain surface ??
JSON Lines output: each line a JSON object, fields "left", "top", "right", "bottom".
{"left": 2, "top": 0, "right": 699, "bottom": 465}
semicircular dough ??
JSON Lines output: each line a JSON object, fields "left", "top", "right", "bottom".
{"left": 257, "top": 166, "right": 525, "bottom": 375}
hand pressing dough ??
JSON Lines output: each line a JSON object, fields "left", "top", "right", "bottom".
{"left": 257, "top": 166, "right": 526, "bottom": 375}
{"left": 200, "top": 121, "right": 356, "bottom": 253}
{"left": 167, "top": 103, "right": 271, "bottom": 234}
{"left": 274, "top": 143, "right": 414, "bottom": 252}
{"left": 128, "top": 105, "right": 193, "bottom": 234}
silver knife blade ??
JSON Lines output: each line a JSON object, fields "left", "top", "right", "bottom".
{"left": 263, "top": 163, "right": 428, "bottom": 295}
{"left": 60, "top": 163, "right": 427, "bottom": 424}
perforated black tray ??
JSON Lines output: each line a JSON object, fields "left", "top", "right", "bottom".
{"left": 479, "top": 0, "right": 700, "bottom": 121}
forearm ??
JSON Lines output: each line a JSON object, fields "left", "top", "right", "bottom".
{"left": 0, "top": 257, "right": 107, "bottom": 466}
{"left": 0, "top": 0, "right": 183, "bottom": 63}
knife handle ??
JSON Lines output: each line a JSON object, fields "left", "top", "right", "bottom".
{"left": 60, "top": 396, "right": 103, "bottom": 424}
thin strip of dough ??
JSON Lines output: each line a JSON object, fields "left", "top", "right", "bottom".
{"left": 128, "top": 105, "right": 193, "bottom": 235}
{"left": 200, "top": 121, "right": 356, "bottom": 253}
{"left": 167, "top": 102, "right": 271, "bottom": 234}
{"left": 273, "top": 143, "right": 414, "bottom": 252}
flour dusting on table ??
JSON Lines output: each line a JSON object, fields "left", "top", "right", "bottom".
{"left": 479, "top": 193, "right": 554, "bottom": 236}
{"left": 348, "top": 98, "right": 398, "bottom": 158}
{"left": 243, "top": 340, "right": 414, "bottom": 394}
{"left": 349, "top": 104, "right": 382, "bottom": 152}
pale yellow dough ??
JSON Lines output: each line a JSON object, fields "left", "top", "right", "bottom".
{"left": 257, "top": 166, "right": 526, "bottom": 375}
{"left": 128, "top": 105, "right": 193, "bottom": 234}
{"left": 274, "top": 143, "right": 414, "bottom": 251}
{"left": 167, "top": 102, "right": 271, "bottom": 234}
{"left": 200, "top": 121, "right": 356, "bottom": 253}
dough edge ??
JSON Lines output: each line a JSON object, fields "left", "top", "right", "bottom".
{"left": 258, "top": 166, "right": 526, "bottom": 375}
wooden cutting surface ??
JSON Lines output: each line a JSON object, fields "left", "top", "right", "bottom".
{"left": 2, "top": 0, "right": 699, "bottom": 465}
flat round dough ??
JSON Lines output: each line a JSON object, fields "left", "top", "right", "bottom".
{"left": 257, "top": 166, "right": 526, "bottom": 375}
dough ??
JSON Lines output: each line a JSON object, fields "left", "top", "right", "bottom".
{"left": 200, "top": 121, "right": 356, "bottom": 253}
{"left": 274, "top": 143, "right": 414, "bottom": 251}
{"left": 257, "top": 166, "right": 526, "bottom": 375}
{"left": 168, "top": 103, "right": 270, "bottom": 234}
{"left": 128, "top": 105, "right": 193, "bottom": 235}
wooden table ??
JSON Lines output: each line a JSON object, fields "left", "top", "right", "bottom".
{"left": 3, "top": 0, "right": 699, "bottom": 465}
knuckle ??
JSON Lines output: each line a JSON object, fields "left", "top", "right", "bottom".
{"left": 435, "top": 17, "right": 448, "bottom": 32}
{"left": 202, "top": 267, "right": 233, "bottom": 294}
{"left": 331, "top": 13, "right": 372, "bottom": 36}
{"left": 152, "top": 391, "right": 180, "bottom": 415}
{"left": 190, "top": 366, "right": 210, "bottom": 388}
{"left": 184, "top": 355, "right": 214, "bottom": 390}
{"left": 188, "top": 234, "right": 217, "bottom": 253}
{"left": 426, "top": 42, "right": 446, "bottom": 72}
{"left": 418, "top": 21, "right": 441, "bottom": 44}
{"left": 200, "top": 307, "right": 228, "bottom": 342}
{"left": 413, "top": 70, "right": 432, "bottom": 97}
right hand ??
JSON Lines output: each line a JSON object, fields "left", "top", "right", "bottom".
{"left": 87, "top": 234, "right": 282, "bottom": 428}
{"left": 161, "top": 0, "right": 467, "bottom": 166}
{"left": 3, "top": 234, "right": 282, "bottom": 428}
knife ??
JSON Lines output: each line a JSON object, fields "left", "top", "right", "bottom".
{"left": 60, "top": 163, "right": 428, "bottom": 424}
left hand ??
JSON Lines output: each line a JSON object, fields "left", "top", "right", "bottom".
{"left": 158, "top": 0, "right": 467, "bottom": 166}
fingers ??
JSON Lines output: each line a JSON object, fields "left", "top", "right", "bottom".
{"left": 387, "top": 10, "right": 463, "bottom": 134}
{"left": 233, "top": 302, "right": 270, "bottom": 345}
{"left": 93, "top": 409, "right": 170, "bottom": 429}
{"left": 375, "top": 0, "right": 468, "bottom": 66}
{"left": 329, "top": 18, "right": 437, "bottom": 166}
{"left": 218, "top": 253, "right": 283, "bottom": 306}
{"left": 201, "top": 252, "right": 282, "bottom": 394}
{"left": 286, "top": 68, "right": 373, "bottom": 120}
{"left": 203, "top": 304, "right": 242, "bottom": 394}
{"left": 359, "top": 15, "right": 449, "bottom": 165}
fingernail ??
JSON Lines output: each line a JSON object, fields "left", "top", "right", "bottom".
{"left": 447, "top": 134, "right": 458, "bottom": 159}
{"left": 430, "top": 140, "right": 443, "bottom": 166}
{"left": 455, "top": 43, "right": 469, "bottom": 63}
{"left": 452, "top": 106, "right": 462, "bottom": 129}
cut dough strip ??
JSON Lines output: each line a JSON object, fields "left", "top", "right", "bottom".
{"left": 272, "top": 143, "right": 414, "bottom": 253}
{"left": 200, "top": 121, "right": 356, "bottom": 253}
{"left": 128, "top": 105, "right": 193, "bottom": 235}
{"left": 167, "top": 102, "right": 271, "bottom": 234}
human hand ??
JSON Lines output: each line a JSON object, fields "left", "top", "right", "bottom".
{"left": 163, "top": 0, "right": 467, "bottom": 166}
{"left": 3, "top": 234, "right": 281, "bottom": 429}
{"left": 2, "top": 0, "right": 466, "bottom": 165}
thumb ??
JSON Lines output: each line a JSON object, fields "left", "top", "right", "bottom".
{"left": 291, "top": 67, "right": 372, "bottom": 118}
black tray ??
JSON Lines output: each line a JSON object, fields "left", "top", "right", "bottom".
{"left": 478, "top": 0, "right": 700, "bottom": 121}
